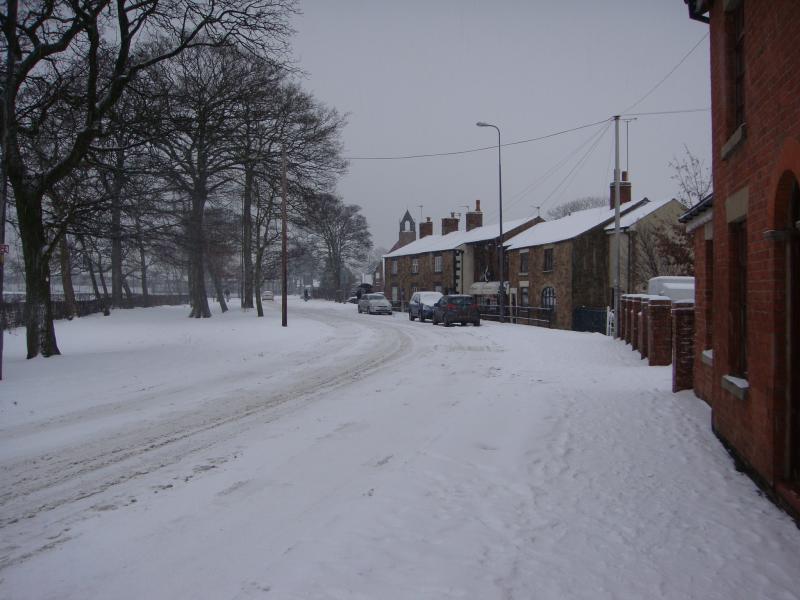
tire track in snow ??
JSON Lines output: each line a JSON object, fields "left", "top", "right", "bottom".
{"left": 0, "top": 308, "right": 414, "bottom": 569}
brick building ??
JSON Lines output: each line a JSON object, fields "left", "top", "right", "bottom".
{"left": 382, "top": 200, "right": 538, "bottom": 306}
{"left": 681, "top": 0, "right": 800, "bottom": 518}
{"left": 504, "top": 198, "right": 647, "bottom": 330}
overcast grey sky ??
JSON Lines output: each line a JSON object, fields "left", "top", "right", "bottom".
{"left": 291, "top": 1, "right": 711, "bottom": 249}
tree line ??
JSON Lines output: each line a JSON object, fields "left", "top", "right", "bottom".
{"left": 1, "top": 1, "right": 372, "bottom": 360}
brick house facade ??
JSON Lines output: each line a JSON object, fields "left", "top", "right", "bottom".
{"left": 682, "top": 0, "right": 800, "bottom": 518}
{"left": 505, "top": 199, "right": 647, "bottom": 330}
{"left": 383, "top": 201, "right": 538, "bottom": 306}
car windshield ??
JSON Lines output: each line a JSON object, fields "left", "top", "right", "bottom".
{"left": 367, "top": 294, "right": 385, "bottom": 301}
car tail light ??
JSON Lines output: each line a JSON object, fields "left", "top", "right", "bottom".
{"left": 447, "top": 303, "right": 456, "bottom": 311}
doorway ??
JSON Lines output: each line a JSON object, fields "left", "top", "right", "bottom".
{"left": 789, "top": 179, "right": 800, "bottom": 481}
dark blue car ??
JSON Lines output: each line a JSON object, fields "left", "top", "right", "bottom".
{"left": 408, "top": 291, "right": 443, "bottom": 322}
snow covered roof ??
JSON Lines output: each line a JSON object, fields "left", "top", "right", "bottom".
{"left": 505, "top": 200, "right": 646, "bottom": 250}
{"left": 383, "top": 216, "right": 534, "bottom": 259}
{"left": 602, "top": 198, "right": 678, "bottom": 231}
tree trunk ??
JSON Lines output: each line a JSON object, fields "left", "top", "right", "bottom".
{"left": 188, "top": 190, "right": 211, "bottom": 318}
{"left": 16, "top": 187, "right": 60, "bottom": 358}
{"left": 139, "top": 243, "right": 149, "bottom": 307}
{"left": 122, "top": 277, "right": 133, "bottom": 305}
{"left": 254, "top": 245, "right": 264, "bottom": 317}
{"left": 241, "top": 164, "right": 255, "bottom": 309}
{"left": 59, "top": 234, "right": 77, "bottom": 320}
{"left": 110, "top": 146, "right": 125, "bottom": 308}
{"left": 80, "top": 239, "right": 110, "bottom": 317}
{"left": 208, "top": 261, "right": 228, "bottom": 313}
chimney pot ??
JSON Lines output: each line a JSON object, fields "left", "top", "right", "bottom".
{"left": 476, "top": 199, "right": 481, "bottom": 212}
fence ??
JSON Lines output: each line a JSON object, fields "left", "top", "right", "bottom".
{"left": 2, "top": 294, "right": 190, "bottom": 330}
{"left": 480, "top": 305, "right": 553, "bottom": 328}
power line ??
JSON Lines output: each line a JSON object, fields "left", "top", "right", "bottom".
{"left": 622, "top": 107, "right": 710, "bottom": 117}
{"left": 622, "top": 32, "right": 709, "bottom": 114}
{"left": 540, "top": 121, "right": 612, "bottom": 212}
{"left": 343, "top": 119, "right": 609, "bottom": 161}
{"left": 486, "top": 122, "right": 610, "bottom": 219}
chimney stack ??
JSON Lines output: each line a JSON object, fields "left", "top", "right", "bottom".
{"left": 419, "top": 217, "right": 433, "bottom": 238}
{"left": 441, "top": 212, "right": 459, "bottom": 235}
{"left": 466, "top": 199, "right": 483, "bottom": 231}
{"left": 609, "top": 170, "right": 632, "bottom": 209}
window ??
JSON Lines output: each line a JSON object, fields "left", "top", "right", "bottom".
{"left": 434, "top": 255, "right": 443, "bottom": 273}
{"left": 521, "top": 287, "right": 529, "bottom": 307}
{"left": 543, "top": 248, "right": 554, "bottom": 272}
{"left": 411, "top": 258, "right": 419, "bottom": 274}
{"left": 519, "top": 251, "right": 529, "bottom": 274}
{"left": 730, "top": 220, "right": 747, "bottom": 377}
{"left": 391, "top": 259, "right": 398, "bottom": 275}
{"left": 704, "top": 239, "right": 714, "bottom": 350}
{"left": 434, "top": 284, "right": 443, "bottom": 293}
{"left": 730, "top": 3, "right": 745, "bottom": 131}
{"left": 541, "top": 286, "right": 556, "bottom": 309}
{"left": 391, "top": 286, "right": 398, "bottom": 302}
{"left": 411, "top": 286, "right": 417, "bottom": 295}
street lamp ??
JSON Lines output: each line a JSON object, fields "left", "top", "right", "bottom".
{"left": 476, "top": 121, "right": 504, "bottom": 323}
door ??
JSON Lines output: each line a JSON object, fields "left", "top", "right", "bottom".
{"left": 789, "top": 181, "right": 800, "bottom": 481}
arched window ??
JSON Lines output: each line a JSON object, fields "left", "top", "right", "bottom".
{"left": 541, "top": 286, "right": 556, "bottom": 309}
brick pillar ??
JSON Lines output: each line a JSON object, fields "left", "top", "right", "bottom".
{"left": 630, "top": 297, "right": 642, "bottom": 351}
{"left": 620, "top": 296, "right": 629, "bottom": 341}
{"left": 638, "top": 299, "right": 649, "bottom": 359}
{"left": 672, "top": 302, "right": 695, "bottom": 393}
{"left": 622, "top": 296, "right": 633, "bottom": 344}
{"left": 647, "top": 298, "right": 672, "bottom": 366}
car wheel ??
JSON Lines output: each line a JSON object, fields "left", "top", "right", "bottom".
{"left": 409, "top": 311, "right": 414, "bottom": 321}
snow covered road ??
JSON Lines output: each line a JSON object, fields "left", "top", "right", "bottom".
{"left": 1, "top": 300, "right": 799, "bottom": 599}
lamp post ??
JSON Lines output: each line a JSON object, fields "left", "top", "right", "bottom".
{"left": 476, "top": 121, "right": 504, "bottom": 323}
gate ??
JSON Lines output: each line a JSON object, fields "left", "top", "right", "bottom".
{"left": 573, "top": 306, "right": 608, "bottom": 333}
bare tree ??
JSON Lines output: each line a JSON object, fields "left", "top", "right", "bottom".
{"left": 1, "top": 0, "right": 296, "bottom": 357}
{"left": 300, "top": 194, "right": 371, "bottom": 295}
{"left": 670, "top": 145, "right": 712, "bottom": 208}
{"left": 632, "top": 222, "right": 694, "bottom": 287}
{"left": 547, "top": 196, "right": 607, "bottom": 220}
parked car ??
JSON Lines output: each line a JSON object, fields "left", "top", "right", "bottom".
{"left": 408, "top": 291, "right": 443, "bottom": 322}
{"left": 262, "top": 290, "right": 274, "bottom": 301}
{"left": 431, "top": 294, "right": 480, "bottom": 326}
{"left": 358, "top": 293, "right": 393, "bottom": 315}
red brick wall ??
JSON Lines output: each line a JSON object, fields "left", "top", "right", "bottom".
{"left": 703, "top": 0, "right": 800, "bottom": 486}
{"left": 647, "top": 298, "right": 672, "bottom": 366}
{"left": 672, "top": 303, "right": 695, "bottom": 393}
{"left": 638, "top": 299, "right": 650, "bottom": 360}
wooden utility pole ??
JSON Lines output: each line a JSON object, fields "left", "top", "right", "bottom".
{"left": 613, "top": 115, "right": 622, "bottom": 338}
{"left": 281, "top": 145, "right": 288, "bottom": 327}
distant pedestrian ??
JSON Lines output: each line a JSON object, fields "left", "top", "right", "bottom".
{"left": 224, "top": 288, "right": 230, "bottom": 302}
{"left": 303, "top": 289, "right": 309, "bottom": 302}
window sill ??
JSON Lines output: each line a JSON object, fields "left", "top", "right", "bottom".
{"left": 721, "top": 374, "right": 749, "bottom": 401}
{"left": 721, "top": 123, "right": 746, "bottom": 161}
{"left": 701, "top": 349, "right": 713, "bottom": 367}
{"left": 542, "top": 269, "right": 554, "bottom": 274}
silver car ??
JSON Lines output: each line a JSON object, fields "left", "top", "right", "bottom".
{"left": 358, "top": 293, "right": 393, "bottom": 315}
